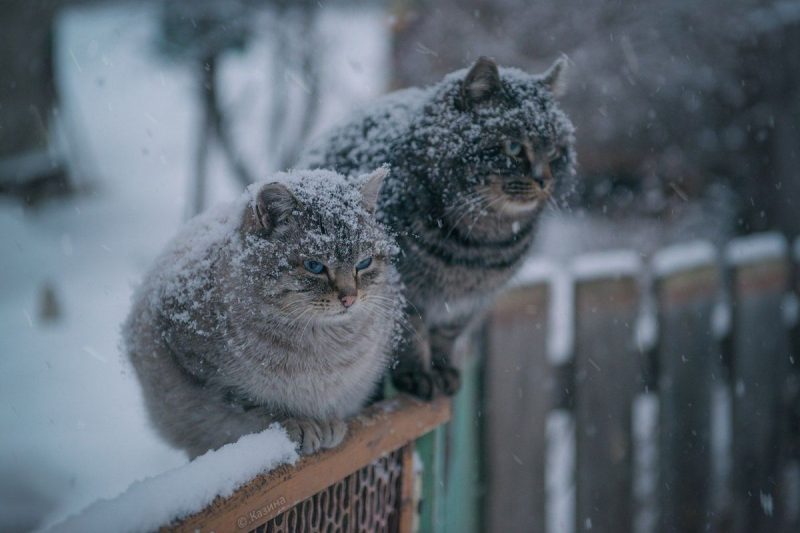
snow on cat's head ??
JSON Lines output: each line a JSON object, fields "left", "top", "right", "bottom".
{"left": 236, "top": 167, "right": 400, "bottom": 323}
{"left": 403, "top": 56, "right": 576, "bottom": 218}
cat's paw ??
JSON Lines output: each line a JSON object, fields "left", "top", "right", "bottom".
{"left": 392, "top": 369, "right": 436, "bottom": 401}
{"left": 432, "top": 365, "right": 461, "bottom": 396}
{"left": 282, "top": 418, "right": 348, "bottom": 455}
{"left": 282, "top": 418, "right": 324, "bottom": 455}
{"left": 318, "top": 418, "right": 348, "bottom": 450}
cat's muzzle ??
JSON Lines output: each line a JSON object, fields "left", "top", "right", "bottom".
{"left": 501, "top": 178, "right": 549, "bottom": 202}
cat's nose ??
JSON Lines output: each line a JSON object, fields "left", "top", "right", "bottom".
{"left": 532, "top": 162, "right": 552, "bottom": 189}
{"left": 340, "top": 294, "right": 357, "bottom": 308}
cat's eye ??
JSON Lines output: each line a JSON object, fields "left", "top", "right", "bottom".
{"left": 504, "top": 140, "right": 523, "bottom": 158}
{"left": 303, "top": 259, "right": 325, "bottom": 274}
{"left": 355, "top": 257, "right": 373, "bottom": 271}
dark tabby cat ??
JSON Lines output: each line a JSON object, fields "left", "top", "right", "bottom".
{"left": 299, "top": 57, "right": 576, "bottom": 399}
{"left": 124, "top": 168, "right": 403, "bottom": 458}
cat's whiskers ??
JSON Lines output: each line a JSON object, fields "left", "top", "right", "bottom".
{"left": 443, "top": 190, "right": 488, "bottom": 239}
{"left": 363, "top": 297, "right": 425, "bottom": 344}
{"left": 464, "top": 193, "right": 507, "bottom": 239}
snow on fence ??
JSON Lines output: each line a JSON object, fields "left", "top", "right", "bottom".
{"left": 52, "top": 395, "right": 449, "bottom": 533}
{"left": 481, "top": 232, "right": 800, "bottom": 533}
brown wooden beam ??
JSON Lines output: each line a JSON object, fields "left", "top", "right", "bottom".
{"left": 166, "top": 395, "right": 450, "bottom": 533}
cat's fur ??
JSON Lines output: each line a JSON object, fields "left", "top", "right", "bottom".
{"left": 124, "top": 168, "right": 402, "bottom": 458}
{"left": 299, "top": 57, "right": 576, "bottom": 398}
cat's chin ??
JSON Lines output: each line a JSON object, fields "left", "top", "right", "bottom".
{"left": 316, "top": 307, "right": 359, "bottom": 323}
{"left": 498, "top": 197, "right": 543, "bottom": 216}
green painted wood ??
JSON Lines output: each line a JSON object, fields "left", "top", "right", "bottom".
{"left": 443, "top": 336, "right": 483, "bottom": 533}
{"left": 417, "top": 423, "right": 447, "bottom": 533}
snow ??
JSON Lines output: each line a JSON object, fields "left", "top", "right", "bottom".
{"left": 652, "top": 240, "right": 716, "bottom": 278}
{"left": 546, "top": 409, "right": 575, "bottom": 533}
{"left": 548, "top": 268, "right": 575, "bottom": 365}
{"left": 725, "top": 232, "right": 787, "bottom": 266}
{"left": 634, "top": 299, "right": 659, "bottom": 354}
{"left": 570, "top": 250, "right": 642, "bottom": 281}
{"left": 0, "top": 3, "right": 389, "bottom": 531}
{"left": 46, "top": 426, "right": 298, "bottom": 533}
{"left": 509, "top": 257, "right": 556, "bottom": 287}
{"left": 632, "top": 394, "right": 659, "bottom": 533}
{"left": 711, "top": 299, "right": 733, "bottom": 339}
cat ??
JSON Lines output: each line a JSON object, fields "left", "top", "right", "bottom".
{"left": 123, "top": 167, "right": 403, "bottom": 458}
{"left": 299, "top": 57, "right": 576, "bottom": 399}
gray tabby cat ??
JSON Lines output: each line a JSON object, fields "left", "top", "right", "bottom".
{"left": 124, "top": 168, "right": 402, "bottom": 458}
{"left": 299, "top": 57, "right": 576, "bottom": 399}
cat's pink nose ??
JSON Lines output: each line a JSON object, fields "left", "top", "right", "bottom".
{"left": 340, "top": 295, "right": 357, "bottom": 308}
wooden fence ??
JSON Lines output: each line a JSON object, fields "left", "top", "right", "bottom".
{"left": 475, "top": 233, "right": 800, "bottom": 533}
{"left": 168, "top": 396, "right": 450, "bottom": 533}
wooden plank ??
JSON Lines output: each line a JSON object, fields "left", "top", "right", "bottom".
{"left": 787, "top": 238, "right": 800, "bottom": 532}
{"left": 484, "top": 284, "right": 551, "bottom": 533}
{"left": 729, "top": 252, "right": 791, "bottom": 533}
{"left": 444, "top": 334, "right": 483, "bottom": 533}
{"left": 167, "top": 395, "right": 451, "bottom": 533}
{"left": 399, "top": 442, "right": 416, "bottom": 533}
{"left": 417, "top": 423, "right": 446, "bottom": 533}
{"left": 573, "top": 275, "right": 639, "bottom": 533}
{"left": 656, "top": 264, "right": 719, "bottom": 533}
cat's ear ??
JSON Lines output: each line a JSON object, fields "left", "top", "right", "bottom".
{"left": 246, "top": 182, "right": 298, "bottom": 233}
{"left": 462, "top": 56, "right": 501, "bottom": 106}
{"left": 540, "top": 54, "right": 569, "bottom": 97}
{"left": 360, "top": 166, "right": 389, "bottom": 213}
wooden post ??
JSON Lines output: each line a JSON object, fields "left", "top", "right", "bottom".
{"left": 572, "top": 253, "right": 641, "bottom": 533}
{"left": 727, "top": 234, "right": 791, "bottom": 533}
{"left": 484, "top": 282, "right": 551, "bottom": 533}
{"left": 653, "top": 242, "right": 719, "bottom": 533}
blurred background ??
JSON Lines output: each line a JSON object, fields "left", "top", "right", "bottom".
{"left": 1, "top": 0, "right": 798, "bottom": 531}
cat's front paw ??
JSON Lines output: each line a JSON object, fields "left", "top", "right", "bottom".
{"left": 282, "top": 418, "right": 347, "bottom": 455}
{"left": 432, "top": 364, "right": 461, "bottom": 396}
{"left": 392, "top": 369, "right": 436, "bottom": 401}
{"left": 318, "top": 418, "right": 347, "bottom": 450}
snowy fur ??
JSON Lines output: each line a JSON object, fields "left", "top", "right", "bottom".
{"left": 299, "top": 57, "right": 575, "bottom": 397}
{"left": 123, "top": 168, "right": 403, "bottom": 458}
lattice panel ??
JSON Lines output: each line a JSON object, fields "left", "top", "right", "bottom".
{"left": 250, "top": 448, "right": 405, "bottom": 533}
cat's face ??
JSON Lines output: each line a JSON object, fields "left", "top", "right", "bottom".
{"left": 416, "top": 57, "right": 575, "bottom": 221}
{"left": 237, "top": 169, "right": 398, "bottom": 326}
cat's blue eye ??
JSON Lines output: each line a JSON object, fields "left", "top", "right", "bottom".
{"left": 355, "top": 257, "right": 373, "bottom": 271}
{"left": 303, "top": 260, "right": 325, "bottom": 274}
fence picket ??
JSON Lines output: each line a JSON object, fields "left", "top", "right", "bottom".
{"left": 484, "top": 284, "right": 551, "bottom": 533}
{"left": 727, "top": 234, "right": 791, "bottom": 532}
{"left": 572, "top": 257, "right": 640, "bottom": 533}
{"left": 654, "top": 245, "right": 719, "bottom": 533}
